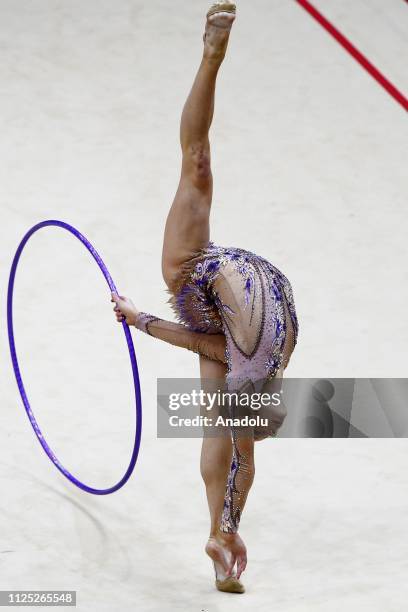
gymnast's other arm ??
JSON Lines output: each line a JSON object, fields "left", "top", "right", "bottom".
{"left": 111, "top": 292, "right": 226, "bottom": 364}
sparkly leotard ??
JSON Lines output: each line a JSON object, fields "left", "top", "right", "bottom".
{"left": 135, "top": 241, "right": 299, "bottom": 533}
{"left": 167, "top": 241, "right": 299, "bottom": 387}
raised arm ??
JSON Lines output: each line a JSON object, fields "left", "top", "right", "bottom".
{"left": 111, "top": 293, "right": 226, "bottom": 364}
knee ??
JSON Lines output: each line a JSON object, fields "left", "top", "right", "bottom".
{"left": 197, "top": 334, "right": 227, "bottom": 365}
{"left": 183, "top": 141, "right": 212, "bottom": 185}
{"left": 200, "top": 455, "right": 230, "bottom": 486}
{"left": 200, "top": 442, "right": 232, "bottom": 485}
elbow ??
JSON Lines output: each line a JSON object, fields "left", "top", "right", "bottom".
{"left": 197, "top": 334, "right": 227, "bottom": 365}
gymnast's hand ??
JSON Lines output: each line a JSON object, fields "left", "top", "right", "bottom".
{"left": 111, "top": 292, "right": 139, "bottom": 326}
{"left": 221, "top": 532, "right": 247, "bottom": 580}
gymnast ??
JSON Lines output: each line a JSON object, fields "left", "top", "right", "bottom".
{"left": 111, "top": 1, "right": 299, "bottom": 594}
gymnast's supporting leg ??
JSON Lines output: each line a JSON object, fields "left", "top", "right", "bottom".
{"left": 161, "top": 7, "right": 236, "bottom": 289}
{"left": 199, "top": 357, "right": 232, "bottom": 540}
{"left": 199, "top": 354, "right": 248, "bottom": 587}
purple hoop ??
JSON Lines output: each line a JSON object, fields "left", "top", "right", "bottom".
{"left": 7, "top": 220, "right": 142, "bottom": 495}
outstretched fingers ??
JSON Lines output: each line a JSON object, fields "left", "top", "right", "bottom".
{"left": 227, "top": 553, "right": 236, "bottom": 576}
{"left": 236, "top": 551, "right": 247, "bottom": 580}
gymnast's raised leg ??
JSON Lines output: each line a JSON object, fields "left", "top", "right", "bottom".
{"left": 161, "top": 4, "right": 236, "bottom": 290}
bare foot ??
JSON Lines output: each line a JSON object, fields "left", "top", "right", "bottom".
{"left": 206, "top": 536, "right": 233, "bottom": 579}
{"left": 203, "top": 3, "right": 236, "bottom": 63}
{"left": 205, "top": 531, "right": 247, "bottom": 580}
